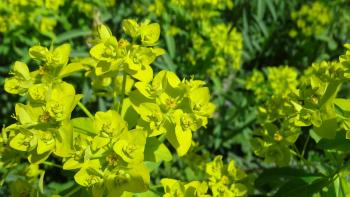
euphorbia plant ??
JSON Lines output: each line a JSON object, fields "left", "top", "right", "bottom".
{"left": 2, "top": 19, "right": 215, "bottom": 196}
{"left": 247, "top": 44, "right": 350, "bottom": 166}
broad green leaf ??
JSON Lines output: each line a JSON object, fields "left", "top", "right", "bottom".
{"left": 53, "top": 43, "right": 71, "bottom": 67}
{"left": 121, "top": 98, "right": 139, "bottom": 129}
{"left": 105, "top": 165, "right": 150, "bottom": 195}
{"left": 29, "top": 45, "right": 49, "bottom": 61}
{"left": 140, "top": 22, "right": 160, "bottom": 46}
{"left": 122, "top": 19, "right": 140, "bottom": 38}
{"left": 319, "top": 82, "right": 341, "bottom": 107}
{"left": 59, "top": 63, "right": 85, "bottom": 78}
{"left": 334, "top": 98, "right": 350, "bottom": 118}
{"left": 97, "top": 24, "right": 112, "bottom": 41}
{"left": 71, "top": 117, "right": 96, "bottom": 135}
{"left": 144, "top": 161, "right": 160, "bottom": 172}
{"left": 274, "top": 177, "right": 332, "bottom": 197}
{"left": 15, "top": 104, "right": 41, "bottom": 125}
{"left": 166, "top": 124, "right": 192, "bottom": 157}
{"left": 314, "top": 117, "right": 337, "bottom": 139}
{"left": 144, "top": 137, "right": 172, "bottom": 163}
{"left": 12, "top": 61, "right": 30, "bottom": 80}
{"left": 317, "top": 131, "right": 350, "bottom": 152}
{"left": 314, "top": 101, "right": 338, "bottom": 139}
{"left": 55, "top": 121, "right": 74, "bottom": 157}
{"left": 63, "top": 158, "right": 83, "bottom": 170}
{"left": 28, "top": 150, "right": 52, "bottom": 164}
{"left": 131, "top": 64, "right": 153, "bottom": 82}
{"left": 10, "top": 132, "right": 35, "bottom": 152}
{"left": 255, "top": 167, "right": 325, "bottom": 191}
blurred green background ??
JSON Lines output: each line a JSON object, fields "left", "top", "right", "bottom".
{"left": 1, "top": 0, "right": 350, "bottom": 196}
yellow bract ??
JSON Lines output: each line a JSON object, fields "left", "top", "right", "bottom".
{"left": 3, "top": 19, "right": 216, "bottom": 196}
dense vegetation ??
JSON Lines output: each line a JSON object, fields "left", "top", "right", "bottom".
{"left": 1, "top": 0, "right": 350, "bottom": 196}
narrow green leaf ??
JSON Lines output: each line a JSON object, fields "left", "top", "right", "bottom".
{"left": 257, "top": 0, "right": 266, "bottom": 20}
{"left": 266, "top": 0, "right": 277, "bottom": 21}
{"left": 253, "top": 16, "right": 268, "bottom": 37}
{"left": 55, "top": 30, "right": 91, "bottom": 44}
{"left": 165, "top": 35, "right": 176, "bottom": 59}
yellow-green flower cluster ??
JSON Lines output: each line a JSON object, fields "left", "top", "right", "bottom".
{"left": 7, "top": 164, "right": 44, "bottom": 197}
{"left": 246, "top": 66, "right": 301, "bottom": 165}
{"left": 161, "top": 156, "right": 247, "bottom": 197}
{"left": 189, "top": 22, "right": 243, "bottom": 76}
{"left": 131, "top": 71, "right": 216, "bottom": 156}
{"left": 0, "top": 127, "right": 20, "bottom": 170}
{"left": 0, "top": 0, "right": 65, "bottom": 34}
{"left": 84, "top": 20, "right": 215, "bottom": 157}
{"left": 131, "top": 0, "right": 242, "bottom": 76}
{"left": 4, "top": 43, "right": 83, "bottom": 163}
{"left": 267, "top": 66, "right": 299, "bottom": 96}
{"left": 135, "top": 0, "right": 233, "bottom": 19}
{"left": 178, "top": 3, "right": 243, "bottom": 76}
{"left": 161, "top": 179, "right": 210, "bottom": 197}
{"left": 245, "top": 66, "right": 299, "bottom": 101}
{"left": 289, "top": 44, "right": 350, "bottom": 139}
{"left": 70, "top": 20, "right": 214, "bottom": 194}
{"left": 249, "top": 44, "right": 350, "bottom": 166}
{"left": 289, "top": 1, "right": 331, "bottom": 37}
{"left": 72, "top": 0, "right": 117, "bottom": 16}
{"left": 147, "top": 0, "right": 165, "bottom": 16}
{"left": 86, "top": 19, "right": 164, "bottom": 85}
{"left": 0, "top": 0, "right": 117, "bottom": 35}
{"left": 66, "top": 112, "right": 150, "bottom": 196}
{"left": 168, "top": 0, "right": 233, "bottom": 19}
{"left": 206, "top": 156, "right": 247, "bottom": 197}
{"left": 252, "top": 122, "right": 300, "bottom": 166}
{"left": 2, "top": 18, "right": 216, "bottom": 196}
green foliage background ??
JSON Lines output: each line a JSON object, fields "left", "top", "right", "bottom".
{"left": 1, "top": 0, "right": 350, "bottom": 196}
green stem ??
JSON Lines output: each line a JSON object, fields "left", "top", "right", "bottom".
{"left": 301, "top": 134, "right": 310, "bottom": 159}
{"left": 63, "top": 186, "right": 81, "bottom": 197}
{"left": 77, "top": 102, "right": 94, "bottom": 119}
{"left": 319, "top": 81, "right": 341, "bottom": 108}
{"left": 118, "top": 71, "right": 127, "bottom": 113}
{"left": 113, "top": 89, "right": 118, "bottom": 110}
{"left": 339, "top": 175, "right": 346, "bottom": 197}
{"left": 2, "top": 125, "right": 8, "bottom": 144}
{"left": 43, "top": 161, "right": 62, "bottom": 169}
{"left": 292, "top": 144, "right": 308, "bottom": 166}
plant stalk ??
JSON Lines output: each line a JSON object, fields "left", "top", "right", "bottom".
{"left": 118, "top": 71, "right": 127, "bottom": 113}
{"left": 77, "top": 102, "right": 94, "bottom": 119}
